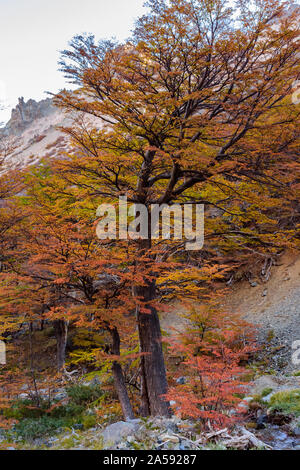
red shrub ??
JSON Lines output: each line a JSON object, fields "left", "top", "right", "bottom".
{"left": 166, "top": 306, "right": 256, "bottom": 429}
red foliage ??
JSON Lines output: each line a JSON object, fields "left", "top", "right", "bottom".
{"left": 166, "top": 306, "right": 256, "bottom": 429}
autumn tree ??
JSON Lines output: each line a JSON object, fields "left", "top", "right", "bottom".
{"left": 1, "top": 164, "right": 140, "bottom": 419}
{"left": 0, "top": 131, "right": 25, "bottom": 344}
{"left": 0, "top": 135, "right": 23, "bottom": 268}
{"left": 53, "top": 0, "right": 300, "bottom": 416}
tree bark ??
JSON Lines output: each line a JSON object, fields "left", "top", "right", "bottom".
{"left": 135, "top": 279, "right": 171, "bottom": 417}
{"left": 139, "top": 357, "right": 151, "bottom": 416}
{"left": 110, "top": 327, "right": 135, "bottom": 420}
{"left": 53, "top": 320, "right": 69, "bottom": 371}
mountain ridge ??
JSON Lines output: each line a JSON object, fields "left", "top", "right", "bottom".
{"left": 0, "top": 96, "right": 75, "bottom": 170}
{"left": 0, "top": 97, "right": 56, "bottom": 138}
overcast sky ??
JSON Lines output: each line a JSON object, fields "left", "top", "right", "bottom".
{"left": 0, "top": 0, "right": 146, "bottom": 124}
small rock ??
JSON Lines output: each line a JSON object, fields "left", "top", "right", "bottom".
{"left": 73, "top": 423, "right": 84, "bottom": 430}
{"left": 261, "top": 392, "right": 274, "bottom": 403}
{"left": 55, "top": 392, "right": 68, "bottom": 401}
{"left": 256, "top": 411, "right": 268, "bottom": 429}
{"left": 176, "top": 377, "right": 186, "bottom": 385}
{"left": 293, "top": 427, "right": 300, "bottom": 436}
{"left": 117, "top": 442, "right": 130, "bottom": 450}
{"left": 160, "top": 434, "right": 180, "bottom": 443}
{"left": 20, "top": 384, "right": 29, "bottom": 391}
{"left": 244, "top": 396, "right": 254, "bottom": 403}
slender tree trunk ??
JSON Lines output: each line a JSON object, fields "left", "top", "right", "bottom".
{"left": 135, "top": 278, "right": 171, "bottom": 417}
{"left": 29, "top": 322, "right": 40, "bottom": 406}
{"left": 139, "top": 358, "right": 151, "bottom": 416}
{"left": 110, "top": 327, "right": 134, "bottom": 420}
{"left": 53, "top": 320, "right": 69, "bottom": 370}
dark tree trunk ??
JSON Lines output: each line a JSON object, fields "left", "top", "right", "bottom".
{"left": 135, "top": 280, "right": 171, "bottom": 417}
{"left": 139, "top": 358, "right": 151, "bottom": 416}
{"left": 110, "top": 327, "right": 135, "bottom": 420}
{"left": 53, "top": 320, "right": 69, "bottom": 370}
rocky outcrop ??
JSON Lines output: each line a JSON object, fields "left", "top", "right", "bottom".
{"left": 0, "top": 97, "right": 72, "bottom": 170}
{"left": 251, "top": 374, "right": 300, "bottom": 396}
{"left": 0, "top": 97, "right": 55, "bottom": 137}
{"left": 0, "top": 96, "right": 102, "bottom": 171}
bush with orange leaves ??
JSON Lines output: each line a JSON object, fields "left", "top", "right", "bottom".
{"left": 166, "top": 305, "right": 257, "bottom": 430}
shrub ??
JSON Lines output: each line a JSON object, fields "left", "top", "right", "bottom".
{"left": 49, "top": 402, "right": 84, "bottom": 418}
{"left": 9, "top": 416, "right": 69, "bottom": 441}
{"left": 269, "top": 389, "right": 300, "bottom": 416}
{"left": 82, "top": 414, "right": 97, "bottom": 430}
{"left": 166, "top": 306, "right": 256, "bottom": 429}
{"left": 66, "top": 384, "right": 104, "bottom": 405}
{"left": 261, "top": 387, "right": 273, "bottom": 398}
{"left": 3, "top": 399, "right": 48, "bottom": 420}
{"left": 2, "top": 384, "right": 104, "bottom": 442}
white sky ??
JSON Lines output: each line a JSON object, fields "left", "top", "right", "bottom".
{"left": 0, "top": 0, "right": 146, "bottom": 124}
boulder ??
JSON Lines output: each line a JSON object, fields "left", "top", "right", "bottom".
{"left": 251, "top": 375, "right": 300, "bottom": 395}
{"left": 251, "top": 376, "right": 279, "bottom": 395}
{"left": 101, "top": 420, "right": 141, "bottom": 447}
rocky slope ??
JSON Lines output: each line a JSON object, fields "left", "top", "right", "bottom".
{"left": 225, "top": 252, "right": 300, "bottom": 372}
{"left": 0, "top": 97, "right": 56, "bottom": 137}
{"left": 0, "top": 96, "right": 99, "bottom": 171}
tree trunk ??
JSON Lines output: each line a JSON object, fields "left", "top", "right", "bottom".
{"left": 135, "top": 280, "right": 171, "bottom": 417}
{"left": 110, "top": 327, "right": 135, "bottom": 420}
{"left": 29, "top": 322, "right": 40, "bottom": 407}
{"left": 139, "top": 358, "right": 151, "bottom": 416}
{"left": 53, "top": 320, "right": 69, "bottom": 370}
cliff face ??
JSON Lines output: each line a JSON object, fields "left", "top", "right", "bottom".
{"left": 0, "top": 96, "right": 101, "bottom": 171}
{"left": 0, "top": 97, "right": 74, "bottom": 170}
{"left": 0, "top": 97, "right": 55, "bottom": 138}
